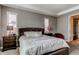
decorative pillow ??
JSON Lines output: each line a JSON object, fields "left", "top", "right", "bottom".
{"left": 24, "top": 31, "right": 42, "bottom": 37}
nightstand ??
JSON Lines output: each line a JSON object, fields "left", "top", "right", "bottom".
{"left": 44, "top": 33, "right": 53, "bottom": 36}
{"left": 2, "top": 35, "right": 17, "bottom": 51}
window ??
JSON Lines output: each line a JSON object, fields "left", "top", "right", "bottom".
{"left": 7, "top": 11, "right": 17, "bottom": 35}
{"left": 44, "top": 17, "right": 50, "bottom": 33}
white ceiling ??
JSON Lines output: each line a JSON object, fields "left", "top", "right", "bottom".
{"left": 2, "top": 4, "right": 79, "bottom": 16}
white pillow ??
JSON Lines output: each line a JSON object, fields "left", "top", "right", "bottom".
{"left": 24, "top": 31, "right": 42, "bottom": 37}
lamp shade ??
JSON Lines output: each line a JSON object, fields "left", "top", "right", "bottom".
{"left": 7, "top": 26, "right": 13, "bottom": 30}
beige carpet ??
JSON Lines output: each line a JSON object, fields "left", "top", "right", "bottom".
{"left": 69, "top": 44, "right": 79, "bottom": 55}
{"left": 0, "top": 48, "right": 19, "bottom": 55}
{"left": 68, "top": 40, "right": 79, "bottom": 55}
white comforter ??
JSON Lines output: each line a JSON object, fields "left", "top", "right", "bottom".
{"left": 19, "top": 35, "right": 69, "bottom": 55}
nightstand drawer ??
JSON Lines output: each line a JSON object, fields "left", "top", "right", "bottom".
{"left": 3, "top": 41, "right": 16, "bottom": 43}
{"left": 3, "top": 39, "right": 16, "bottom": 42}
{"left": 2, "top": 35, "right": 17, "bottom": 51}
{"left": 3, "top": 36, "right": 16, "bottom": 40}
{"left": 3, "top": 42, "right": 16, "bottom": 46}
{"left": 3, "top": 45, "right": 16, "bottom": 49}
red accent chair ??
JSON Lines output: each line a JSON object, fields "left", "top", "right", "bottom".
{"left": 54, "top": 33, "right": 64, "bottom": 39}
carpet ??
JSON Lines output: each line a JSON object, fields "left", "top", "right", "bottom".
{"left": 68, "top": 43, "right": 79, "bottom": 55}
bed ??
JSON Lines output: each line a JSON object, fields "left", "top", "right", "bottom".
{"left": 18, "top": 27, "right": 69, "bottom": 55}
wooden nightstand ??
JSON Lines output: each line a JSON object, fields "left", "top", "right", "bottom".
{"left": 2, "top": 35, "right": 17, "bottom": 51}
{"left": 44, "top": 33, "right": 53, "bottom": 36}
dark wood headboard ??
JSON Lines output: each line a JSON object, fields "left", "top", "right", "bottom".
{"left": 18, "top": 27, "right": 44, "bottom": 36}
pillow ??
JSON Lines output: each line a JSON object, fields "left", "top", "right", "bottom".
{"left": 24, "top": 31, "right": 42, "bottom": 37}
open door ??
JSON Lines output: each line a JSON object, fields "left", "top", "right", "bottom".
{"left": 70, "top": 16, "right": 74, "bottom": 41}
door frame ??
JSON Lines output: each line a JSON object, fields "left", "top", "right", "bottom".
{"left": 68, "top": 13, "right": 79, "bottom": 42}
{"left": 70, "top": 16, "right": 74, "bottom": 41}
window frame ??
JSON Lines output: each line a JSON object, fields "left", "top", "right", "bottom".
{"left": 44, "top": 17, "right": 50, "bottom": 33}
{"left": 7, "top": 11, "right": 18, "bottom": 35}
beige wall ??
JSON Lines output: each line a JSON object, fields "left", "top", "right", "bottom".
{"left": 0, "top": 6, "right": 1, "bottom": 26}
{"left": 1, "top": 6, "right": 44, "bottom": 36}
{"left": 57, "top": 15, "right": 68, "bottom": 41}
{"left": 1, "top": 6, "right": 57, "bottom": 36}
{"left": 57, "top": 10, "right": 79, "bottom": 41}
{"left": 49, "top": 16, "right": 57, "bottom": 33}
{"left": 0, "top": 6, "right": 1, "bottom": 48}
{"left": 0, "top": 6, "right": 1, "bottom": 36}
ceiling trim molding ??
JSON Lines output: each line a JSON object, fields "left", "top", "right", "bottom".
{"left": 3, "top": 4, "right": 56, "bottom": 16}
{"left": 57, "top": 5, "right": 79, "bottom": 16}
{"left": 2, "top": 4, "right": 79, "bottom": 16}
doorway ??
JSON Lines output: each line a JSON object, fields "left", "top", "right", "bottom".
{"left": 70, "top": 15, "right": 79, "bottom": 41}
